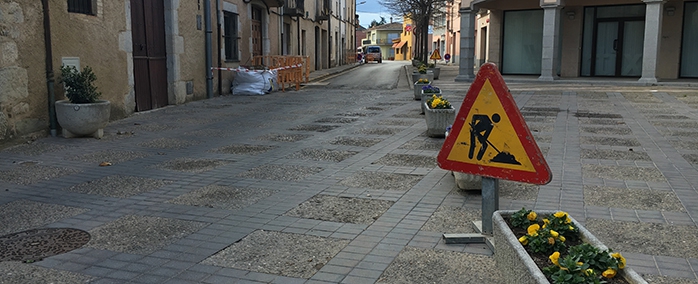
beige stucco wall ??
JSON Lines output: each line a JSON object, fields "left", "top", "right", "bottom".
{"left": 50, "top": 0, "right": 130, "bottom": 118}
{"left": 179, "top": 0, "right": 207, "bottom": 101}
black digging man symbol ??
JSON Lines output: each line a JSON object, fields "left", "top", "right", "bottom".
{"left": 468, "top": 113, "right": 521, "bottom": 165}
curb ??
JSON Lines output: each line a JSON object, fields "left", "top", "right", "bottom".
{"left": 308, "top": 64, "right": 362, "bottom": 83}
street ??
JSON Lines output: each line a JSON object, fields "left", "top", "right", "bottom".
{"left": 1, "top": 63, "right": 698, "bottom": 283}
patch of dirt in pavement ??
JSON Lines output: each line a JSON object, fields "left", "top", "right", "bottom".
{"left": 285, "top": 195, "right": 394, "bottom": 224}
{"left": 0, "top": 262, "right": 93, "bottom": 283}
{"left": 211, "top": 144, "right": 277, "bottom": 155}
{"left": 286, "top": 148, "right": 359, "bottom": 162}
{"left": 585, "top": 219, "right": 698, "bottom": 259}
{"left": 329, "top": 136, "right": 384, "bottom": 147}
{"left": 289, "top": 124, "right": 341, "bottom": 132}
{"left": 339, "top": 171, "right": 423, "bottom": 191}
{"left": 422, "top": 206, "right": 480, "bottom": 233}
{"left": 584, "top": 185, "right": 685, "bottom": 212}
{"left": 580, "top": 126, "right": 633, "bottom": 135}
{"left": 580, "top": 136, "right": 642, "bottom": 147}
{"left": 202, "top": 230, "right": 349, "bottom": 279}
{"left": 371, "top": 153, "right": 437, "bottom": 168}
{"left": 154, "top": 158, "right": 233, "bottom": 173}
{"left": 580, "top": 149, "right": 651, "bottom": 161}
{"left": 398, "top": 138, "right": 444, "bottom": 151}
{"left": 377, "top": 247, "right": 500, "bottom": 283}
{"left": 582, "top": 164, "right": 666, "bottom": 182}
{"left": 167, "top": 184, "right": 279, "bottom": 210}
{"left": 0, "top": 163, "right": 81, "bottom": 185}
{"left": 64, "top": 175, "right": 171, "bottom": 198}
{"left": 87, "top": 215, "right": 207, "bottom": 255}
{"left": 0, "top": 200, "right": 88, "bottom": 235}
{"left": 255, "top": 133, "right": 312, "bottom": 142}
{"left": 237, "top": 164, "right": 324, "bottom": 181}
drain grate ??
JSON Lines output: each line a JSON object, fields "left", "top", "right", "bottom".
{"left": 1, "top": 228, "right": 90, "bottom": 262}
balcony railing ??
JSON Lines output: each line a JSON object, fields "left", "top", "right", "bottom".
{"left": 283, "top": 0, "right": 304, "bottom": 17}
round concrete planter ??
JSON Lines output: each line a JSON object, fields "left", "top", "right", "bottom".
{"left": 453, "top": 171, "right": 482, "bottom": 190}
{"left": 424, "top": 105, "right": 454, "bottom": 138}
{"left": 493, "top": 210, "right": 648, "bottom": 284}
{"left": 55, "top": 100, "right": 111, "bottom": 138}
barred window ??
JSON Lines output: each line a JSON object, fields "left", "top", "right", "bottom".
{"left": 224, "top": 11, "right": 239, "bottom": 61}
{"left": 68, "top": 0, "right": 94, "bottom": 15}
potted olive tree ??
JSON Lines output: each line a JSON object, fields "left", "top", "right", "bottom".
{"left": 56, "top": 65, "right": 110, "bottom": 138}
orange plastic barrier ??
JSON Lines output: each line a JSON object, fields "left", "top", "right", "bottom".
{"left": 252, "top": 56, "right": 309, "bottom": 91}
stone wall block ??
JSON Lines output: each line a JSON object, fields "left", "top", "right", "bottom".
{"left": 0, "top": 67, "right": 29, "bottom": 105}
{"left": 1, "top": 41, "right": 18, "bottom": 67}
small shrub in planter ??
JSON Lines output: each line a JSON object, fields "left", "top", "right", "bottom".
{"left": 60, "top": 65, "right": 102, "bottom": 104}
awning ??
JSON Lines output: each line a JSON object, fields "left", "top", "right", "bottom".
{"left": 392, "top": 41, "right": 407, "bottom": 49}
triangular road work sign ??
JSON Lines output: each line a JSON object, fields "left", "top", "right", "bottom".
{"left": 437, "top": 63, "right": 552, "bottom": 185}
{"left": 430, "top": 49, "right": 442, "bottom": 60}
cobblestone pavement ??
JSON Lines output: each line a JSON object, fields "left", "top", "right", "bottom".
{"left": 1, "top": 63, "right": 698, "bottom": 283}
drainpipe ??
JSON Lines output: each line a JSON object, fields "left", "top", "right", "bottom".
{"left": 42, "top": 0, "right": 57, "bottom": 137}
{"left": 216, "top": 0, "right": 222, "bottom": 96}
{"left": 205, "top": 0, "right": 214, "bottom": 99}
{"left": 327, "top": 9, "right": 331, "bottom": 68}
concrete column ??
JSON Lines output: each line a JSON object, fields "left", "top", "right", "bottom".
{"left": 539, "top": 5, "right": 561, "bottom": 81}
{"left": 639, "top": 0, "right": 665, "bottom": 84}
{"left": 455, "top": 7, "right": 475, "bottom": 82}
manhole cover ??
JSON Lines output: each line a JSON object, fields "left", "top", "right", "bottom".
{"left": 1, "top": 228, "right": 90, "bottom": 262}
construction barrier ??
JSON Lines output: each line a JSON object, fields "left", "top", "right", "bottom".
{"left": 252, "top": 56, "right": 309, "bottom": 91}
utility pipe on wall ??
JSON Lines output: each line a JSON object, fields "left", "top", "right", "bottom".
{"left": 216, "top": 0, "right": 222, "bottom": 96}
{"left": 205, "top": 0, "right": 214, "bottom": 99}
{"left": 42, "top": 0, "right": 57, "bottom": 136}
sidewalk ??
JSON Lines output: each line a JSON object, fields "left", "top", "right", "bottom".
{"left": 1, "top": 61, "right": 697, "bottom": 284}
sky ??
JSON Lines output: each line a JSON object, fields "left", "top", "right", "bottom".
{"left": 355, "top": 0, "right": 400, "bottom": 28}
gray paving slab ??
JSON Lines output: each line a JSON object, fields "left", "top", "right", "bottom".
{"left": 2, "top": 64, "right": 698, "bottom": 283}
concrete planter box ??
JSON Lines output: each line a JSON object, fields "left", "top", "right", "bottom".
{"left": 414, "top": 82, "right": 429, "bottom": 100}
{"left": 429, "top": 67, "right": 441, "bottom": 79}
{"left": 411, "top": 71, "right": 434, "bottom": 83}
{"left": 424, "top": 105, "right": 455, "bottom": 138}
{"left": 420, "top": 90, "right": 441, "bottom": 114}
{"left": 55, "top": 100, "right": 111, "bottom": 138}
{"left": 493, "top": 210, "right": 648, "bottom": 284}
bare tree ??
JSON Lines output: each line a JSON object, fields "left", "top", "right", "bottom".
{"left": 379, "top": 0, "right": 449, "bottom": 64}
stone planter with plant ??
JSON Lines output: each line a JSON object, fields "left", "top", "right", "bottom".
{"left": 428, "top": 63, "right": 441, "bottom": 80}
{"left": 56, "top": 65, "right": 111, "bottom": 138}
{"left": 423, "top": 94, "right": 454, "bottom": 138}
{"left": 414, "top": 78, "right": 430, "bottom": 100}
{"left": 412, "top": 64, "right": 434, "bottom": 83}
{"left": 494, "top": 209, "right": 648, "bottom": 284}
{"left": 420, "top": 84, "right": 441, "bottom": 114}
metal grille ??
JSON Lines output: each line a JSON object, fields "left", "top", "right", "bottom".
{"left": 68, "top": 0, "right": 93, "bottom": 15}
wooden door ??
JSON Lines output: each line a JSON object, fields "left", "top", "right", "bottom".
{"left": 251, "top": 7, "right": 263, "bottom": 57}
{"left": 131, "top": 0, "right": 168, "bottom": 111}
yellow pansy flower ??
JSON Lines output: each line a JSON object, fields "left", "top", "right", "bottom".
{"left": 602, "top": 268, "right": 616, "bottom": 278}
{"left": 585, "top": 269, "right": 595, "bottom": 276}
{"left": 550, "top": 230, "right": 559, "bottom": 237}
{"left": 527, "top": 224, "right": 540, "bottom": 236}
{"left": 554, "top": 211, "right": 567, "bottom": 218}
{"left": 559, "top": 236, "right": 566, "bottom": 242}
{"left": 611, "top": 252, "right": 626, "bottom": 269}
{"left": 527, "top": 211, "right": 537, "bottom": 221}
{"left": 518, "top": 236, "right": 528, "bottom": 245}
{"left": 548, "top": 237, "right": 555, "bottom": 245}
{"left": 549, "top": 252, "right": 560, "bottom": 266}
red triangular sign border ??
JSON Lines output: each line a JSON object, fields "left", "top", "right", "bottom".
{"left": 437, "top": 63, "right": 552, "bottom": 185}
